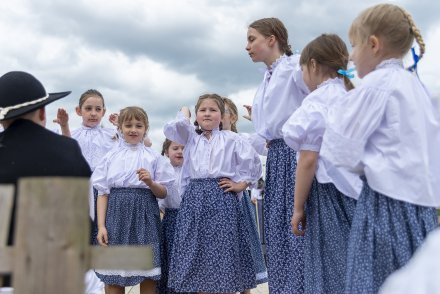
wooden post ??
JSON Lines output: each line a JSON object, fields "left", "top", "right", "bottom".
{"left": 0, "top": 184, "right": 14, "bottom": 285}
{"left": 0, "top": 178, "right": 154, "bottom": 293}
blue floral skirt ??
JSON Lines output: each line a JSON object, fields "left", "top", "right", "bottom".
{"left": 304, "top": 180, "right": 356, "bottom": 294}
{"left": 345, "top": 178, "right": 438, "bottom": 294}
{"left": 168, "top": 178, "right": 256, "bottom": 293}
{"left": 95, "top": 187, "right": 162, "bottom": 286}
{"left": 265, "top": 139, "right": 304, "bottom": 294}
{"left": 241, "top": 190, "right": 268, "bottom": 284}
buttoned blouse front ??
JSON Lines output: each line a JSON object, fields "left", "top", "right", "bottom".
{"left": 163, "top": 112, "right": 262, "bottom": 195}
{"left": 320, "top": 59, "right": 440, "bottom": 207}
{"left": 282, "top": 78, "right": 362, "bottom": 199}
{"left": 252, "top": 54, "right": 309, "bottom": 140}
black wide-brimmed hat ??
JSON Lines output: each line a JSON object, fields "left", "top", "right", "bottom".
{"left": 0, "top": 71, "right": 71, "bottom": 121}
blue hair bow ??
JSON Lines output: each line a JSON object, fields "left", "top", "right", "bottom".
{"left": 407, "top": 47, "right": 420, "bottom": 73}
{"left": 337, "top": 68, "right": 355, "bottom": 79}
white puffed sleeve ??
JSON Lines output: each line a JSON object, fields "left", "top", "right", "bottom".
{"left": 231, "top": 137, "right": 262, "bottom": 184}
{"left": 321, "top": 86, "right": 389, "bottom": 172}
{"left": 153, "top": 154, "right": 176, "bottom": 195}
{"left": 91, "top": 152, "right": 114, "bottom": 196}
{"left": 163, "top": 111, "right": 194, "bottom": 145}
{"left": 282, "top": 101, "right": 326, "bottom": 152}
{"left": 240, "top": 133, "right": 268, "bottom": 156}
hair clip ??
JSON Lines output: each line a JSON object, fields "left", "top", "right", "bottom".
{"left": 337, "top": 68, "right": 355, "bottom": 79}
{"left": 407, "top": 47, "right": 420, "bottom": 73}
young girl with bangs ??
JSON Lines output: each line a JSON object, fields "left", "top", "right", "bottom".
{"left": 246, "top": 17, "right": 309, "bottom": 293}
{"left": 164, "top": 93, "right": 262, "bottom": 294}
{"left": 92, "top": 106, "right": 175, "bottom": 294}
{"left": 281, "top": 34, "right": 361, "bottom": 294}
{"left": 320, "top": 4, "right": 440, "bottom": 293}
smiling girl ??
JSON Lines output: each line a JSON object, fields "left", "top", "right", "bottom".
{"left": 92, "top": 106, "right": 175, "bottom": 293}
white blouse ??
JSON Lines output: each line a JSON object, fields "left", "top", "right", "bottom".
{"left": 320, "top": 59, "right": 440, "bottom": 207}
{"left": 71, "top": 125, "right": 118, "bottom": 171}
{"left": 163, "top": 112, "right": 262, "bottom": 195}
{"left": 282, "top": 78, "right": 362, "bottom": 199}
{"left": 92, "top": 141, "right": 175, "bottom": 196}
{"left": 240, "top": 132, "right": 268, "bottom": 156}
{"left": 158, "top": 165, "right": 183, "bottom": 210}
{"left": 252, "top": 54, "right": 309, "bottom": 140}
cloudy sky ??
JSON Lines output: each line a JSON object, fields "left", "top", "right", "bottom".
{"left": 1, "top": 0, "right": 439, "bottom": 151}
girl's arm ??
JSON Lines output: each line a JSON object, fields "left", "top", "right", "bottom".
{"left": 137, "top": 168, "right": 167, "bottom": 198}
{"left": 53, "top": 108, "right": 71, "bottom": 137}
{"left": 291, "top": 150, "right": 318, "bottom": 236}
{"left": 163, "top": 108, "right": 194, "bottom": 145}
{"left": 96, "top": 194, "right": 109, "bottom": 246}
{"left": 218, "top": 178, "right": 249, "bottom": 193}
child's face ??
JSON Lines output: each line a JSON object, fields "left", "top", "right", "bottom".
{"left": 349, "top": 36, "right": 377, "bottom": 79}
{"left": 76, "top": 96, "right": 105, "bottom": 128}
{"left": 166, "top": 141, "right": 184, "bottom": 167}
{"left": 221, "top": 105, "right": 237, "bottom": 131}
{"left": 246, "top": 28, "right": 273, "bottom": 63}
{"left": 196, "top": 99, "right": 222, "bottom": 131}
{"left": 121, "top": 118, "right": 146, "bottom": 144}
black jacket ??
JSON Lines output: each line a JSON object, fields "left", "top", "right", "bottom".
{"left": 0, "top": 119, "right": 91, "bottom": 183}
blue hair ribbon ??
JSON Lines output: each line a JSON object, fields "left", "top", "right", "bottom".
{"left": 407, "top": 47, "right": 420, "bottom": 73}
{"left": 337, "top": 68, "right": 355, "bottom": 79}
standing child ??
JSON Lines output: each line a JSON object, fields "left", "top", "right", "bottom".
{"left": 282, "top": 34, "right": 362, "bottom": 294}
{"left": 157, "top": 139, "right": 188, "bottom": 294}
{"left": 222, "top": 97, "right": 268, "bottom": 293}
{"left": 92, "top": 106, "right": 175, "bottom": 293}
{"left": 164, "top": 94, "right": 262, "bottom": 293}
{"left": 54, "top": 89, "right": 117, "bottom": 235}
{"left": 246, "top": 17, "right": 309, "bottom": 293}
{"left": 320, "top": 4, "right": 440, "bottom": 293}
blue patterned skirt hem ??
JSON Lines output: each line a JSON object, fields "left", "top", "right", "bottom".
{"left": 304, "top": 180, "right": 356, "bottom": 294}
{"left": 345, "top": 178, "right": 438, "bottom": 294}
{"left": 241, "top": 190, "right": 268, "bottom": 284}
{"left": 265, "top": 138, "right": 304, "bottom": 294}
{"left": 95, "top": 187, "right": 162, "bottom": 286}
{"left": 168, "top": 178, "right": 256, "bottom": 293}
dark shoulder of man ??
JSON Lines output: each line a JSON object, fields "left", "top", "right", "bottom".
{"left": 0, "top": 120, "right": 91, "bottom": 184}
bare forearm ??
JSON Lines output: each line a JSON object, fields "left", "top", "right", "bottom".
{"left": 294, "top": 151, "right": 318, "bottom": 212}
{"left": 148, "top": 182, "right": 167, "bottom": 199}
{"left": 97, "top": 195, "right": 108, "bottom": 228}
{"left": 60, "top": 124, "right": 71, "bottom": 137}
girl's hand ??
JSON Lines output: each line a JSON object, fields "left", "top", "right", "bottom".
{"left": 53, "top": 108, "right": 69, "bottom": 127}
{"left": 291, "top": 208, "right": 306, "bottom": 236}
{"left": 109, "top": 113, "right": 119, "bottom": 127}
{"left": 180, "top": 106, "right": 191, "bottom": 119}
{"left": 218, "top": 178, "right": 248, "bottom": 193}
{"left": 137, "top": 168, "right": 153, "bottom": 186}
{"left": 97, "top": 227, "right": 108, "bottom": 246}
{"left": 242, "top": 105, "right": 252, "bottom": 121}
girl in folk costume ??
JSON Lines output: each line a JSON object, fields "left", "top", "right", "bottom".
{"left": 246, "top": 17, "right": 309, "bottom": 293}
{"left": 320, "top": 4, "right": 440, "bottom": 293}
{"left": 164, "top": 94, "right": 262, "bottom": 293}
{"left": 282, "top": 34, "right": 361, "bottom": 294}
{"left": 93, "top": 106, "right": 175, "bottom": 293}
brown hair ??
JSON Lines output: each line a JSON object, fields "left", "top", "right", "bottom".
{"left": 349, "top": 4, "right": 424, "bottom": 60}
{"left": 300, "top": 34, "right": 354, "bottom": 90}
{"left": 222, "top": 97, "right": 238, "bottom": 133}
{"left": 194, "top": 93, "right": 224, "bottom": 134}
{"left": 118, "top": 106, "right": 149, "bottom": 132}
{"left": 78, "top": 89, "right": 105, "bottom": 109}
{"left": 249, "top": 18, "right": 293, "bottom": 56}
{"left": 161, "top": 139, "right": 172, "bottom": 156}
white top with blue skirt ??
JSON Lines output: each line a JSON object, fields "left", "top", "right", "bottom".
{"left": 164, "top": 112, "right": 262, "bottom": 194}
{"left": 252, "top": 54, "right": 309, "bottom": 140}
{"left": 320, "top": 59, "right": 440, "bottom": 207}
{"left": 91, "top": 141, "right": 175, "bottom": 286}
{"left": 163, "top": 112, "right": 263, "bottom": 292}
{"left": 282, "top": 77, "right": 362, "bottom": 200}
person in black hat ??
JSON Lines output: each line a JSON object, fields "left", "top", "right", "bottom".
{"left": 0, "top": 71, "right": 91, "bottom": 286}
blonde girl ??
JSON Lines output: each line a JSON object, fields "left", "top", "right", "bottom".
{"left": 320, "top": 4, "right": 440, "bottom": 293}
